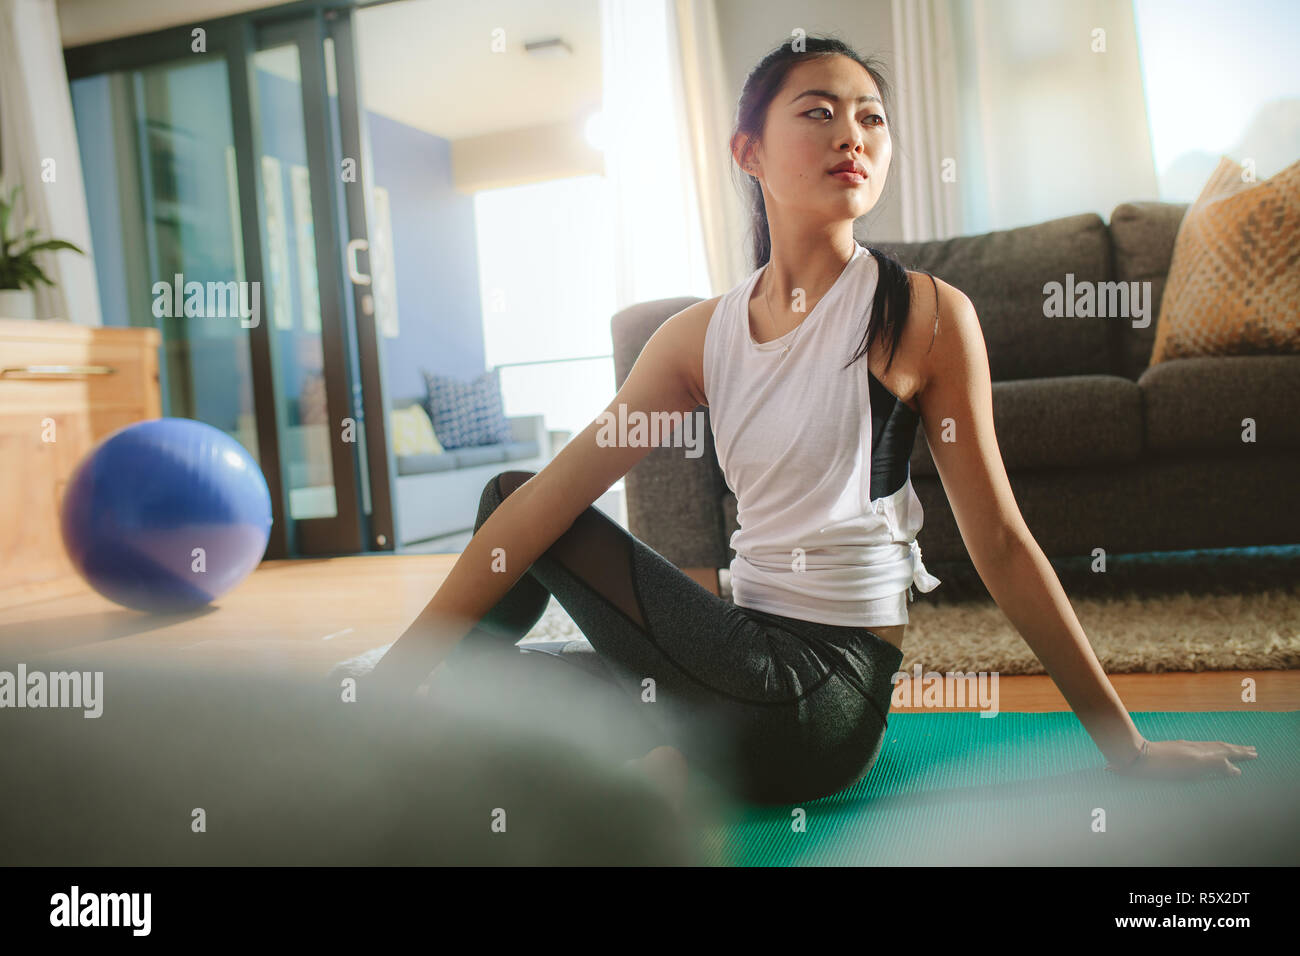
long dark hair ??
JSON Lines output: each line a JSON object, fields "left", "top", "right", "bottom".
{"left": 731, "top": 35, "right": 925, "bottom": 375}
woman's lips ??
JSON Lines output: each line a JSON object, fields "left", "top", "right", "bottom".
{"left": 830, "top": 170, "right": 868, "bottom": 185}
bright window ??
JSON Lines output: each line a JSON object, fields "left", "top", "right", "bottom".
{"left": 1133, "top": 0, "right": 1300, "bottom": 200}
{"left": 473, "top": 174, "right": 619, "bottom": 438}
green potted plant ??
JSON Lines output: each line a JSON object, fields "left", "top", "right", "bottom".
{"left": 0, "top": 182, "right": 85, "bottom": 321}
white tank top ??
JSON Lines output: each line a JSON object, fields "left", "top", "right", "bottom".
{"left": 702, "top": 242, "right": 941, "bottom": 627}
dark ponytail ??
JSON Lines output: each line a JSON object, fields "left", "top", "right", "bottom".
{"left": 730, "top": 34, "right": 930, "bottom": 376}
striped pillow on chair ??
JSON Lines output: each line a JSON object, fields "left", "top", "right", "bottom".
{"left": 421, "top": 367, "right": 513, "bottom": 450}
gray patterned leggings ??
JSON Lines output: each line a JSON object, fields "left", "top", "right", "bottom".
{"left": 440, "top": 469, "right": 905, "bottom": 805}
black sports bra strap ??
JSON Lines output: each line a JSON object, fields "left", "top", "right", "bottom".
{"left": 926, "top": 273, "right": 940, "bottom": 354}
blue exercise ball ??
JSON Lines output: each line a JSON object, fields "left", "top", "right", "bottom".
{"left": 60, "top": 417, "right": 273, "bottom": 613}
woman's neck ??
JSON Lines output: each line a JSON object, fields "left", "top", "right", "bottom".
{"left": 760, "top": 230, "right": 858, "bottom": 313}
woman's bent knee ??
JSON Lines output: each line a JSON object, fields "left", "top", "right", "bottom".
{"left": 475, "top": 470, "right": 540, "bottom": 532}
{"left": 488, "top": 470, "right": 538, "bottom": 501}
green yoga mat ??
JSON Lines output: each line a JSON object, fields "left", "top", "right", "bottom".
{"left": 694, "top": 711, "right": 1300, "bottom": 866}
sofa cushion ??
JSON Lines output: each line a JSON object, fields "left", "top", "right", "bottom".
{"left": 1138, "top": 354, "right": 1300, "bottom": 454}
{"left": 395, "top": 438, "right": 539, "bottom": 477}
{"left": 422, "top": 367, "right": 512, "bottom": 450}
{"left": 1107, "top": 201, "right": 1189, "bottom": 379}
{"left": 452, "top": 444, "right": 508, "bottom": 468}
{"left": 873, "top": 213, "right": 1117, "bottom": 381}
{"left": 501, "top": 439, "right": 540, "bottom": 462}
{"left": 910, "top": 375, "right": 1143, "bottom": 476}
{"left": 396, "top": 452, "right": 457, "bottom": 477}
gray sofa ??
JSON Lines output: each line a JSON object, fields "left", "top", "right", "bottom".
{"left": 610, "top": 201, "right": 1300, "bottom": 587}
{"left": 391, "top": 396, "right": 549, "bottom": 546}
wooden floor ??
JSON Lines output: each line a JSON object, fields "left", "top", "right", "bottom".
{"left": 1, "top": 554, "right": 1296, "bottom": 710}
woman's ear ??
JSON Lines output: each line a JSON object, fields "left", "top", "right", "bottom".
{"left": 732, "top": 133, "right": 756, "bottom": 175}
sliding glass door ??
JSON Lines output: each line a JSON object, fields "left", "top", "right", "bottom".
{"left": 69, "top": 52, "right": 260, "bottom": 472}
{"left": 65, "top": 4, "right": 395, "bottom": 559}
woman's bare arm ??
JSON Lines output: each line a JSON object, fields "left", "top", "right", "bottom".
{"left": 914, "top": 280, "right": 1149, "bottom": 766}
{"left": 366, "top": 301, "right": 712, "bottom": 696}
{"left": 915, "top": 281, "right": 1255, "bottom": 778}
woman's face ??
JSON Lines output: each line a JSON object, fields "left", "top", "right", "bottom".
{"left": 735, "top": 55, "right": 891, "bottom": 225}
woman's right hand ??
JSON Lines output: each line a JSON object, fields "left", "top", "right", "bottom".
{"left": 1115, "top": 739, "right": 1258, "bottom": 780}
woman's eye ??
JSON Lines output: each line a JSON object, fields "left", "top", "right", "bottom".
{"left": 807, "top": 107, "right": 885, "bottom": 127}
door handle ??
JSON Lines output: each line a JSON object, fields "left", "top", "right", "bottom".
{"left": 346, "top": 238, "right": 371, "bottom": 286}
{"left": 1, "top": 364, "right": 116, "bottom": 378}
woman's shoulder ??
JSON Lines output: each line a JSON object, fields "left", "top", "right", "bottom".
{"left": 677, "top": 293, "right": 726, "bottom": 332}
{"left": 903, "top": 269, "right": 969, "bottom": 311}
{"left": 902, "top": 271, "right": 974, "bottom": 351}
{"left": 896, "top": 270, "right": 987, "bottom": 408}
{"left": 656, "top": 294, "right": 725, "bottom": 409}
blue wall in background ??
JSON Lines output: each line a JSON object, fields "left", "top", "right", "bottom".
{"left": 366, "top": 109, "right": 484, "bottom": 402}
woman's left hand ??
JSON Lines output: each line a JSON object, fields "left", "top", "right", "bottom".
{"left": 1115, "top": 739, "right": 1258, "bottom": 780}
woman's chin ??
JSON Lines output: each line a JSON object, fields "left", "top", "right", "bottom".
{"left": 827, "top": 193, "right": 876, "bottom": 215}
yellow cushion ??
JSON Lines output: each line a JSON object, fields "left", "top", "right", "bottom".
{"left": 1149, "top": 156, "right": 1300, "bottom": 365}
{"left": 389, "top": 404, "right": 444, "bottom": 457}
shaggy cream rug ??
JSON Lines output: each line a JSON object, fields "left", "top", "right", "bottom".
{"left": 331, "top": 547, "right": 1300, "bottom": 679}
{"left": 517, "top": 550, "right": 1300, "bottom": 675}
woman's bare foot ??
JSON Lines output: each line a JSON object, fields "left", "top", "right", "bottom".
{"left": 623, "top": 745, "right": 689, "bottom": 813}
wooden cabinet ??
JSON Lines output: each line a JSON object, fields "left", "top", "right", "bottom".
{"left": 0, "top": 319, "right": 161, "bottom": 608}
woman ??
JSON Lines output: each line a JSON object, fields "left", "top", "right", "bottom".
{"left": 368, "top": 37, "right": 1256, "bottom": 807}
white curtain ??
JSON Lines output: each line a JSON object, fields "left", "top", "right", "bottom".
{"left": 891, "top": 0, "right": 1159, "bottom": 237}
{"left": 947, "top": 0, "right": 1159, "bottom": 232}
{"left": 599, "top": 0, "right": 712, "bottom": 310}
{"left": 890, "top": 0, "right": 965, "bottom": 241}
{"left": 672, "top": 0, "right": 750, "bottom": 295}
{"left": 0, "top": 0, "right": 101, "bottom": 324}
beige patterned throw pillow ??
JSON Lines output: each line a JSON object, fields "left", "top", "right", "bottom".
{"left": 1148, "top": 156, "right": 1300, "bottom": 365}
